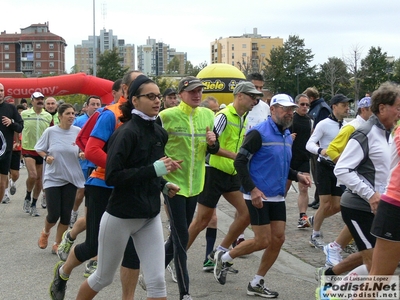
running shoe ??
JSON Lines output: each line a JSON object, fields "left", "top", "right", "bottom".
{"left": 226, "top": 262, "right": 239, "bottom": 274}
{"left": 57, "top": 230, "right": 74, "bottom": 261}
{"left": 2, "top": 195, "right": 10, "bottom": 204}
{"left": 246, "top": 279, "right": 279, "bottom": 298}
{"left": 23, "top": 198, "right": 31, "bottom": 213}
{"left": 69, "top": 211, "right": 78, "bottom": 228}
{"left": 232, "top": 237, "right": 245, "bottom": 248}
{"left": 343, "top": 240, "right": 358, "bottom": 254}
{"left": 213, "top": 250, "right": 228, "bottom": 285}
{"left": 207, "top": 249, "right": 216, "bottom": 262}
{"left": 182, "top": 295, "right": 193, "bottom": 300}
{"left": 38, "top": 229, "right": 50, "bottom": 249}
{"left": 203, "top": 259, "right": 215, "bottom": 272}
{"left": 297, "top": 216, "right": 310, "bottom": 228}
{"left": 9, "top": 179, "right": 16, "bottom": 195}
{"left": 323, "top": 243, "right": 342, "bottom": 267}
{"left": 49, "top": 261, "right": 68, "bottom": 300}
{"left": 84, "top": 260, "right": 97, "bottom": 278}
{"left": 307, "top": 215, "right": 314, "bottom": 228}
{"left": 167, "top": 261, "right": 177, "bottom": 283}
{"left": 315, "top": 267, "right": 327, "bottom": 285}
{"left": 309, "top": 234, "right": 325, "bottom": 249}
{"left": 41, "top": 193, "right": 47, "bottom": 209}
{"left": 30, "top": 205, "right": 40, "bottom": 217}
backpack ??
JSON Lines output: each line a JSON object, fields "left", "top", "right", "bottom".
{"left": 75, "top": 107, "right": 107, "bottom": 152}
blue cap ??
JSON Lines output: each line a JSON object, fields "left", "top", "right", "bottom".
{"left": 358, "top": 97, "right": 371, "bottom": 108}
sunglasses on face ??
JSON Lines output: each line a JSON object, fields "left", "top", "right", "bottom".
{"left": 243, "top": 93, "right": 260, "bottom": 104}
{"left": 299, "top": 103, "right": 310, "bottom": 107}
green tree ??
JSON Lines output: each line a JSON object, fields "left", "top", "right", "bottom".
{"left": 185, "top": 61, "right": 194, "bottom": 75}
{"left": 96, "top": 48, "right": 129, "bottom": 81}
{"left": 391, "top": 58, "right": 400, "bottom": 83}
{"left": 151, "top": 76, "right": 178, "bottom": 94}
{"left": 70, "top": 65, "right": 79, "bottom": 74}
{"left": 166, "top": 56, "right": 181, "bottom": 74}
{"left": 187, "top": 61, "right": 207, "bottom": 77}
{"left": 361, "top": 46, "right": 390, "bottom": 94}
{"left": 263, "top": 35, "right": 316, "bottom": 97}
{"left": 318, "top": 57, "right": 351, "bottom": 99}
{"left": 344, "top": 45, "right": 364, "bottom": 101}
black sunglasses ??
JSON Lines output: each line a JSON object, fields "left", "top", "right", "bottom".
{"left": 137, "top": 93, "right": 162, "bottom": 101}
{"left": 243, "top": 93, "right": 260, "bottom": 104}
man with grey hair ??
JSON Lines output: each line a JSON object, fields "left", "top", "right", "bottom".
{"left": 200, "top": 96, "right": 220, "bottom": 113}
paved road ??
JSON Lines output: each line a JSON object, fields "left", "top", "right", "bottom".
{"left": 0, "top": 168, "right": 332, "bottom": 299}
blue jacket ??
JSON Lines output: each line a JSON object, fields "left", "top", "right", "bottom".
{"left": 244, "top": 117, "right": 293, "bottom": 198}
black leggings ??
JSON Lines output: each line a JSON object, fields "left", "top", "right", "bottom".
{"left": 46, "top": 183, "right": 77, "bottom": 224}
{"left": 74, "top": 185, "right": 140, "bottom": 269}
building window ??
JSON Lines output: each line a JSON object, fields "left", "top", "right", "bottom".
{"left": 4, "top": 44, "right": 9, "bottom": 50}
{"left": 4, "top": 54, "right": 9, "bottom": 60}
{"left": 242, "top": 53, "right": 247, "bottom": 57}
{"left": 261, "top": 44, "right": 266, "bottom": 49}
{"left": 242, "top": 44, "right": 247, "bottom": 48}
{"left": 36, "top": 62, "right": 41, "bottom": 68}
{"left": 232, "top": 53, "right": 234, "bottom": 59}
{"left": 232, "top": 61, "right": 234, "bottom": 66}
{"left": 36, "top": 43, "right": 41, "bottom": 49}
{"left": 49, "top": 53, "right": 54, "bottom": 59}
{"left": 49, "top": 62, "right": 54, "bottom": 68}
{"left": 36, "top": 53, "right": 41, "bottom": 58}
{"left": 261, "top": 53, "right": 266, "bottom": 57}
{"left": 49, "top": 44, "right": 54, "bottom": 49}
{"left": 231, "top": 44, "right": 234, "bottom": 50}
{"left": 5, "top": 63, "right": 9, "bottom": 69}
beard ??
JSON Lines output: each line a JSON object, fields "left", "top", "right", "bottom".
{"left": 275, "top": 114, "right": 293, "bottom": 129}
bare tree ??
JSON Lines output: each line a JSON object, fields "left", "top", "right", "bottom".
{"left": 319, "top": 57, "right": 350, "bottom": 98}
{"left": 344, "top": 45, "right": 364, "bottom": 102}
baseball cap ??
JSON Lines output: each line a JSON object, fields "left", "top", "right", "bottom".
{"left": 330, "top": 94, "right": 353, "bottom": 105}
{"left": 270, "top": 94, "right": 298, "bottom": 107}
{"left": 233, "top": 81, "right": 263, "bottom": 96}
{"left": 178, "top": 76, "right": 205, "bottom": 93}
{"left": 163, "top": 88, "right": 177, "bottom": 98}
{"left": 357, "top": 97, "right": 371, "bottom": 108}
{"left": 31, "top": 91, "right": 44, "bottom": 99}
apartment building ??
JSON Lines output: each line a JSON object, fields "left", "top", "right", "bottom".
{"left": 137, "top": 37, "right": 187, "bottom": 76}
{"left": 0, "top": 22, "right": 66, "bottom": 77}
{"left": 74, "top": 29, "right": 135, "bottom": 74}
{"left": 210, "top": 28, "right": 283, "bottom": 73}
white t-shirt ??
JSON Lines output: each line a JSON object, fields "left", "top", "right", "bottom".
{"left": 245, "top": 100, "right": 271, "bottom": 132}
{"left": 35, "top": 125, "right": 85, "bottom": 189}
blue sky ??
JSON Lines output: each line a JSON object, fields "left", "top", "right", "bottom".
{"left": 3, "top": 0, "right": 399, "bottom": 72}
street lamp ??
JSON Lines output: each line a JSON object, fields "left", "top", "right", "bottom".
{"left": 295, "top": 64, "right": 300, "bottom": 95}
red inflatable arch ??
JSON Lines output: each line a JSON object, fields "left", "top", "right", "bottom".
{"left": 0, "top": 73, "right": 114, "bottom": 104}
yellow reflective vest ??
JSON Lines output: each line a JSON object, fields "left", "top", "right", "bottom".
{"left": 209, "top": 104, "right": 247, "bottom": 175}
{"left": 158, "top": 101, "right": 215, "bottom": 197}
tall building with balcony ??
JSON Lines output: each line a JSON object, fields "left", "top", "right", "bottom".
{"left": 74, "top": 29, "right": 135, "bottom": 74}
{"left": 0, "top": 22, "right": 66, "bottom": 77}
{"left": 210, "top": 28, "right": 283, "bottom": 73}
{"left": 137, "top": 37, "right": 187, "bottom": 76}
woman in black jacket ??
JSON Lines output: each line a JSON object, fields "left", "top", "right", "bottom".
{"left": 76, "top": 75, "right": 181, "bottom": 300}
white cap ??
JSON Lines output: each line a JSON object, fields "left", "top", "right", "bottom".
{"left": 270, "top": 94, "right": 298, "bottom": 107}
{"left": 31, "top": 91, "right": 44, "bottom": 99}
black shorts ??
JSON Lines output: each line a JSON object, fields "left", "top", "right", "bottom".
{"left": 0, "top": 151, "right": 12, "bottom": 175}
{"left": 341, "top": 205, "right": 375, "bottom": 251}
{"left": 10, "top": 150, "right": 21, "bottom": 171}
{"left": 197, "top": 167, "right": 241, "bottom": 208}
{"left": 290, "top": 159, "right": 310, "bottom": 173}
{"left": 316, "top": 161, "right": 343, "bottom": 196}
{"left": 22, "top": 153, "right": 44, "bottom": 165}
{"left": 371, "top": 200, "right": 400, "bottom": 242}
{"left": 246, "top": 200, "right": 286, "bottom": 226}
